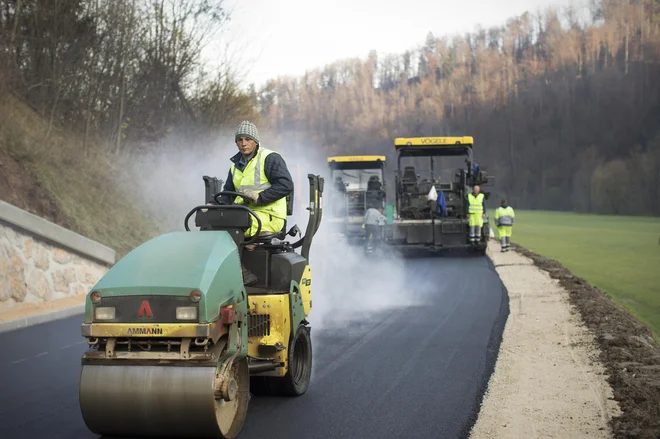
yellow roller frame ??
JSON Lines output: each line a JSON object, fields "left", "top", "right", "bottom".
{"left": 81, "top": 322, "right": 224, "bottom": 339}
{"left": 247, "top": 295, "right": 291, "bottom": 377}
{"left": 299, "top": 264, "right": 312, "bottom": 316}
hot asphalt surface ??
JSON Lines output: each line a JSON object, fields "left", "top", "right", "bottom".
{"left": 0, "top": 254, "right": 508, "bottom": 439}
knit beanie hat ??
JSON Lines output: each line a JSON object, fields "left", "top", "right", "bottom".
{"left": 235, "top": 121, "right": 260, "bottom": 145}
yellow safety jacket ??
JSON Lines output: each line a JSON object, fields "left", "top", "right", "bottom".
{"left": 495, "top": 206, "right": 515, "bottom": 226}
{"left": 230, "top": 147, "right": 287, "bottom": 220}
{"left": 467, "top": 193, "right": 485, "bottom": 215}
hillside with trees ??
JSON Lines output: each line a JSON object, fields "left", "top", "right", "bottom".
{"left": 256, "top": 0, "right": 660, "bottom": 215}
{"left": 1, "top": 0, "right": 658, "bottom": 258}
{"left": 0, "top": 0, "right": 255, "bottom": 255}
{"left": 1, "top": 0, "right": 256, "bottom": 150}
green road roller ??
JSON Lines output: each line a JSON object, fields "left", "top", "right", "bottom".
{"left": 78, "top": 174, "right": 324, "bottom": 438}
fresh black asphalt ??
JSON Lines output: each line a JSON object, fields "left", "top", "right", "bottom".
{"left": 0, "top": 254, "right": 508, "bottom": 439}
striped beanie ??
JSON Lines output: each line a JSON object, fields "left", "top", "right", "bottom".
{"left": 235, "top": 121, "right": 260, "bottom": 145}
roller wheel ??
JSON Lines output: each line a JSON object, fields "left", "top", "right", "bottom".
{"left": 79, "top": 356, "right": 250, "bottom": 439}
{"left": 250, "top": 324, "right": 312, "bottom": 397}
{"left": 278, "top": 324, "right": 313, "bottom": 396}
{"left": 215, "top": 357, "right": 250, "bottom": 438}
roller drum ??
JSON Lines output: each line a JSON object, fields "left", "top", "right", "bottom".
{"left": 79, "top": 363, "right": 248, "bottom": 438}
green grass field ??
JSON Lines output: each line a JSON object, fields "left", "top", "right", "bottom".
{"left": 490, "top": 210, "right": 660, "bottom": 339}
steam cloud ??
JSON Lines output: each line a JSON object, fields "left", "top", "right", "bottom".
{"left": 120, "top": 130, "right": 428, "bottom": 335}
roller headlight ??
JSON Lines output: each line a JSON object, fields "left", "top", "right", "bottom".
{"left": 189, "top": 290, "right": 202, "bottom": 303}
{"left": 94, "top": 307, "right": 115, "bottom": 320}
{"left": 176, "top": 307, "right": 197, "bottom": 320}
{"left": 90, "top": 291, "right": 101, "bottom": 304}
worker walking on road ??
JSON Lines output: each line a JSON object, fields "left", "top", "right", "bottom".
{"left": 467, "top": 185, "right": 486, "bottom": 244}
{"left": 495, "top": 199, "right": 515, "bottom": 252}
{"left": 364, "top": 205, "right": 386, "bottom": 251}
{"left": 217, "top": 120, "right": 294, "bottom": 285}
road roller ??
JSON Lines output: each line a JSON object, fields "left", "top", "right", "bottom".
{"left": 78, "top": 174, "right": 324, "bottom": 438}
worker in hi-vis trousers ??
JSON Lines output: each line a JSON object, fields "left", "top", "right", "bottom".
{"left": 467, "top": 185, "right": 486, "bottom": 244}
{"left": 495, "top": 199, "right": 515, "bottom": 252}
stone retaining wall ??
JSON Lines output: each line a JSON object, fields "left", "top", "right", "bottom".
{"left": 0, "top": 201, "right": 115, "bottom": 313}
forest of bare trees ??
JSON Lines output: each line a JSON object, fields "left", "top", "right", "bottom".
{"left": 1, "top": 0, "right": 659, "bottom": 215}
{"left": 256, "top": 0, "right": 660, "bottom": 215}
{"left": 0, "top": 0, "right": 256, "bottom": 153}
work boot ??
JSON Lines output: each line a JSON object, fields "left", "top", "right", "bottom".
{"left": 241, "top": 266, "right": 258, "bottom": 286}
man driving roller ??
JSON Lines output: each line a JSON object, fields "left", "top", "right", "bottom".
{"left": 220, "top": 120, "right": 294, "bottom": 286}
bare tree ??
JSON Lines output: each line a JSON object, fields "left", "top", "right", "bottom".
{"left": 254, "top": 1, "right": 660, "bottom": 215}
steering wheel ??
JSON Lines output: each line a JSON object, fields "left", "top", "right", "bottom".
{"left": 212, "top": 190, "right": 247, "bottom": 206}
{"left": 184, "top": 204, "right": 262, "bottom": 245}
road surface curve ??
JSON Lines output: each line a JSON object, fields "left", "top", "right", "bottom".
{"left": 0, "top": 254, "right": 508, "bottom": 439}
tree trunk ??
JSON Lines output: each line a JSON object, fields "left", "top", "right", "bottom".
{"left": 83, "top": 0, "right": 101, "bottom": 156}
{"left": 507, "top": 67, "right": 516, "bottom": 187}
{"left": 115, "top": 45, "right": 127, "bottom": 154}
{"left": 44, "top": 80, "right": 61, "bottom": 143}
{"left": 9, "top": 0, "right": 23, "bottom": 47}
{"left": 624, "top": 22, "right": 629, "bottom": 76}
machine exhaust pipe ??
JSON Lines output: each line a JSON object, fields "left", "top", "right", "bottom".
{"left": 248, "top": 361, "right": 279, "bottom": 374}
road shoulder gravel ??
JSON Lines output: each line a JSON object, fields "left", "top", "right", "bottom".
{"left": 469, "top": 241, "right": 621, "bottom": 438}
{"left": 0, "top": 295, "right": 84, "bottom": 333}
{"left": 514, "top": 244, "right": 660, "bottom": 439}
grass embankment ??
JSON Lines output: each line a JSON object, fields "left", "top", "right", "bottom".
{"left": 491, "top": 210, "right": 660, "bottom": 338}
{"left": 0, "top": 90, "right": 163, "bottom": 258}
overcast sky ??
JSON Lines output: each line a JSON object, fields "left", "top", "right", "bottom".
{"left": 202, "top": 0, "right": 584, "bottom": 88}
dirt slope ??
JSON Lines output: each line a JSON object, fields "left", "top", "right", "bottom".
{"left": 0, "top": 90, "right": 160, "bottom": 257}
{"left": 0, "top": 147, "right": 69, "bottom": 227}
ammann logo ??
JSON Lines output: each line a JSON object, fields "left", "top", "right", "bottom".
{"left": 127, "top": 327, "right": 163, "bottom": 335}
